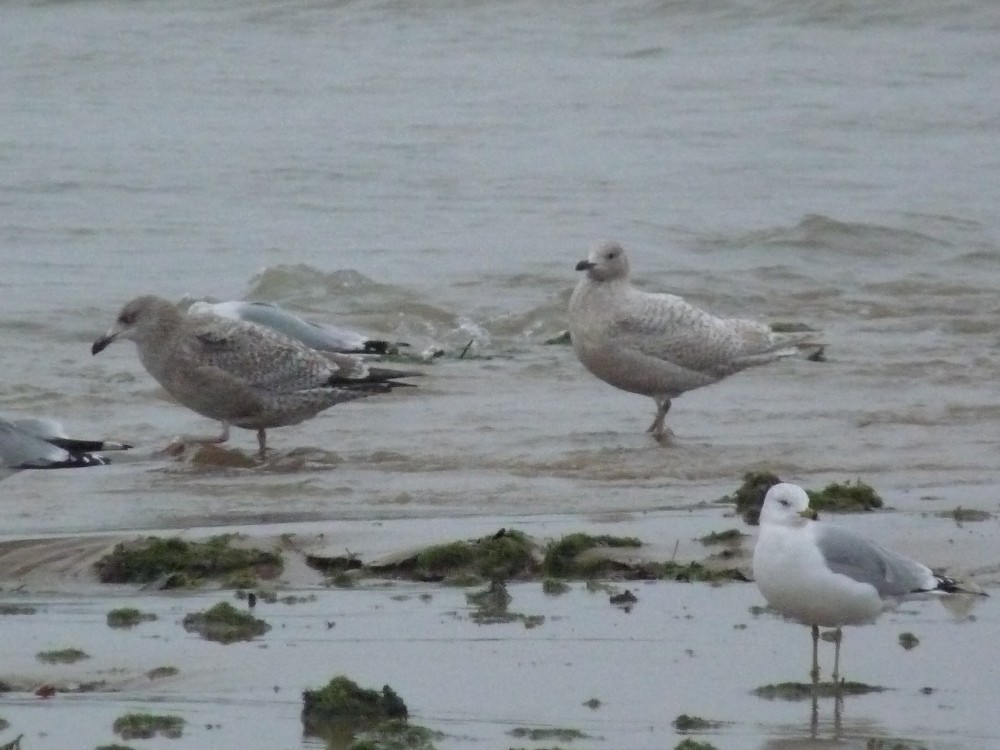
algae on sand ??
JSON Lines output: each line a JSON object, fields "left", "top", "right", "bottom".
{"left": 672, "top": 714, "right": 723, "bottom": 731}
{"left": 408, "top": 529, "right": 538, "bottom": 582}
{"left": 112, "top": 713, "right": 184, "bottom": 740}
{"left": 542, "top": 533, "right": 642, "bottom": 578}
{"left": 106, "top": 607, "right": 157, "bottom": 628}
{"left": 301, "top": 676, "right": 434, "bottom": 748}
{"left": 181, "top": 601, "right": 270, "bottom": 644}
{"left": 36, "top": 647, "right": 89, "bottom": 665}
{"left": 508, "top": 727, "right": 588, "bottom": 742}
{"left": 725, "top": 472, "right": 883, "bottom": 524}
{"left": 752, "top": 681, "right": 887, "bottom": 700}
{"left": 95, "top": 535, "right": 283, "bottom": 585}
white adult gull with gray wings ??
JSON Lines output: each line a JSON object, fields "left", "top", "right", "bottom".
{"left": 0, "top": 416, "right": 130, "bottom": 476}
{"left": 568, "top": 241, "right": 823, "bottom": 441}
{"left": 92, "top": 295, "right": 418, "bottom": 456}
{"left": 187, "top": 300, "right": 405, "bottom": 355}
{"left": 752, "top": 482, "right": 983, "bottom": 684}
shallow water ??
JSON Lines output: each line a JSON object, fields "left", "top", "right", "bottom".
{"left": 2, "top": 0, "right": 1000, "bottom": 746}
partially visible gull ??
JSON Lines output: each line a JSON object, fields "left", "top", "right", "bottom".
{"left": 752, "top": 482, "right": 984, "bottom": 684}
{"left": 0, "top": 416, "right": 130, "bottom": 472}
{"left": 568, "top": 241, "right": 824, "bottom": 442}
{"left": 188, "top": 300, "right": 404, "bottom": 355}
{"left": 92, "top": 295, "right": 419, "bottom": 456}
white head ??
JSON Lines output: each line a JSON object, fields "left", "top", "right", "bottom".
{"left": 91, "top": 295, "right": 179, "bottom": 354}
{"left": 575, "top": 241, "right": 631, "bottom": 283}
{"left": 759, "top": 482, "right": 817, "bottom": 527}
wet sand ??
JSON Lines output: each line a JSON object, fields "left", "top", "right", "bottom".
{"left": 0, "top": 499, "right": 996, "bottom": 750}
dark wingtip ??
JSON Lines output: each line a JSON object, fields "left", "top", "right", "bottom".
{"left": 17, "top": 453, "right": 112, "bottom": 470}
{"left": 933, "top": 575, "right": 989, "bottom": 597}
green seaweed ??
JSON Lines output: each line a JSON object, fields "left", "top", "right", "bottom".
{"left": 37, "top": 648, "right": 89, "bottom": 664}
{"left": 723, "top": 471, "right": 783, "bottom": 525}
{"left": 653, "top": 561, "right": 747, "bottom": 583}
{"left": 807, "top": 480, "right": 883, "bottom": 513}
{"left": 508, "top": 727, "right": 588, "bottom": 741}
{"left": 675, "top": 740, "right": 718, "bottom": 750}
{"left": 725, "top": 473, "right": 883, "bottom": 524}
{"left": 672, "top": 714, "right": 723, "bottom": 731}
{"left": 865, "top": 740, "right": 929, "bottom": 750}
{"left": 698, "top": 529, "right": 746, "bottom": 546}
{"left": 95, "top": 745, "right": 136, "bottom": 750}
{"left": 146, "top": 666, "right": 179, "bottom": 680}
{"left": 542, "top": 578, "right": 571, "bottom": 595}
{"left": 181, "top": 602, "right": 270, "bottom": 644}
{"left": 582, "top": 698, "right": 602, "bottom": 710}
{"left": 938, "top": 506, "right": 993, "bottom": 523}
{"left": 302, "top": 676, "right": 409, "bottom": 744}
{"left": 106, "top": 608, "right": 157, "bottom": 628}
{"left": 0, "top": 719, "right": 7, "bottom": 732}
{"left": 898, "top": 632, "right": 920, "bottom": 650}
{"left": 752, "top": 681, "right": 887, "bottom": 700}
{"left": 349, "top": 718, "right": 443, "bottom": 750}
{"left": 413, "top": 529, "right": 537, "bottom": 581}
{"left": 112, "top": 713, "right": 184, "bottom": 740}
{"left": 0, "top": 604, "right": 37, "bottom": 615}
{"left": 95, "top": 535, "right": 283, "bottom": 585}
{"left": 542, "top": 533, "right": 642, "bottom": 578}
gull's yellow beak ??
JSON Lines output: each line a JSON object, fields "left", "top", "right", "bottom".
{"left": 798, "top": 508, "right": 819, "bottom": 521}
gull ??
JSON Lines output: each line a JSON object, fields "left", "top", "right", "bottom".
{"left": 187, "top": 300, "right": 405, "bottom": 355}
{"left": 752, "top": 482, "right": 983, "bottom": 684}
{"left": 0, "top": 416, "right": 130, "bottom": 473}
{"left": 568, "top": 241, "right": 823, "bottom": 441}
{"left": 92, "top": 295, "right": 418, "bottom": 456}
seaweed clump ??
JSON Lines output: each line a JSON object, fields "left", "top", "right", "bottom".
{"left": 181, "top": 601, "right": 270, "bottom": 644}
{"left": 724, "top": 471, "right": 783, "bottom": 525}
{"left": 725, "top": 473, "right": 883, "bottom": 525}
{"left": 675, "top": 740, "right": 719, "bottom": 750}
{"left": 543, "top": 533, "right": 642, "bottom": 578}
{"left": 411, "top": 529, "right": 538, "bottom": 582}
{"left": 672, "top": 714, "right": 723, "bottom": 731}
{"left": 808, "top": 480, "right": 883, "bottom": 513}
{"left": 95, "top": 535, "right": 283, "bottom": 586}
{"left": 106, "top": 608, "right": 157, "bottom": 629}
{"left": 301, "top": 676, "right": 438, "bottom": 748}
{"left": 508, "top": 727, "right": 588, "bottom": 741}
{"left": 112, "top": 713, "right": 184, "bottom": 740}
{"left": 36, "top": 648, "right": 89, "bottom": 665}
{"left": 752, "top": 681, "right": 886, "bottom": 700}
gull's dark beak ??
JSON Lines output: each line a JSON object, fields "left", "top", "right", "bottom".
{"left": 798, "top": 508, "right": 819, "bottom": 521}
{"left": 575, "top": 260, "right": 596, "bottom": 272}
{"left": 91, "top": 334, "right": 114, "bottom": 355}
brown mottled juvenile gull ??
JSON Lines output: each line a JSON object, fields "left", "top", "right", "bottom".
{"left": 568, "top": 241, "right": 823, "bottom": 441}
{"left": 92, "top": 295, "right": 418, "bottom": 455}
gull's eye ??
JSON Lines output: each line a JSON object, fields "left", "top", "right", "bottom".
{"left": 779, "top": 499, "right": 789, "bottom": 507}
{"left": 118, "top": 311, "right": 136, "bottom": 326}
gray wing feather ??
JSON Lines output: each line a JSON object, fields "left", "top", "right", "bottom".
{"left": 815, "top": 525, "right": 935, "bottom": 597}
{"left": 0, "top": 418, "right": 71, "bottom": 468}
{"left": 614, "top": 292, "right": 806, "bottom": 377}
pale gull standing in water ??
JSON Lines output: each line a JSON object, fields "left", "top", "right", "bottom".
{"left": 568, "top": 241, "right": 823, "bottom": 441}
{"left": 752, "top": 483, "right": 983, "bottom": 684}
{"left": 0, "top": 416, "right": 130, "bottom": 475}
{"left": 187, "top": 300, "right": 406, "bottom": 355}
{"left": 92, "top": 295, "right": 418, "bottom": 456}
